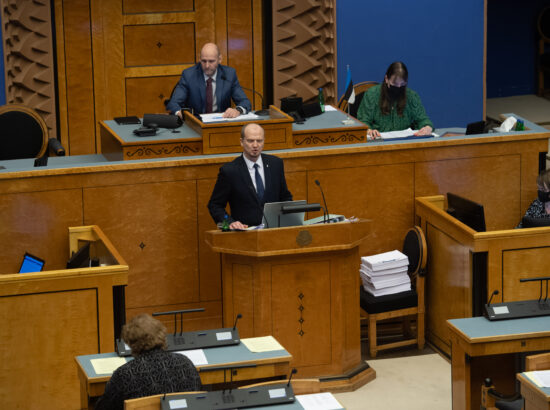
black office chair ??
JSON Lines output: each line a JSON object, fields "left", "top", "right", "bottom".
{"left": 360, "top": 226, "right": 427, "bottom": 357}
{"left": 337, "top": 81, "right": 378, "bottom": 119}
{"left": 0, "top": 104, "right": 65, "bottom": 161}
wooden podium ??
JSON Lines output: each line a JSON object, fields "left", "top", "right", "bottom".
{"left": 205, "top": 220, "right": 375, "bottom": 391}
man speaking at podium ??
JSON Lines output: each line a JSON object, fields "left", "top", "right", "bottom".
{"left": 208, "top": 123, "right": 292, "bottom": 230}
{"left": 166, "top": 43, "right": 251, "bottom": 118}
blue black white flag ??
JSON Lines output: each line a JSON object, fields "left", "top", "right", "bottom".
{"left": 343, "top": 65, "right": 355, "bottom": 104}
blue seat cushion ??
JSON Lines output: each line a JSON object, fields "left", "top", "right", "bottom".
{"left": 360, "top": 286, "right": 417, "bottom": 314}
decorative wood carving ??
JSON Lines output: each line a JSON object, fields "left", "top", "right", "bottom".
{"left": 1, "top": 0, "right": 57, "bottom": 138}
{"left": 272, "top": 0, "right": 337, "bottom": 106}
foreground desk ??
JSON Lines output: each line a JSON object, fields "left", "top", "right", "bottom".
{"left": 448, "top": 316, "right": 550, "bottom": 410}
{"left": 206, "top": 220, "right": 374, "bottom": 391}
{"left": 0, "top": 225, "right": 128, "bottom": 410}
{"left": 76, "top": 338, "right": 292, "bottom": 409}
{"left": 518, "top": 372, "right": 550, "bottom": 410}
{"left": 415, "top": 195, "right": 550, "bottom": 356}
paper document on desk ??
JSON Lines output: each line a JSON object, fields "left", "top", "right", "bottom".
{"left": 525, "top": 370, "right": 550, "bottom": 387}
{"left": 296, "top": 392, "right": 343, "bottom": 410}
{"left": 380, "top": 128, "right": 434, "bottom": 140}
{"left": 241, "top": 336, "right": 284, "bottom": 352}
{"left": 91, "top": 357, "right": 128, "bottom": 374}
{"left": 324, "top": 105, "right": 337, "bottom": 112}
{"left": 200, "top": 112, "right": 259, "bottom": 123}
{"left": 176, "top": 349, "right": 208, "bottom": 365}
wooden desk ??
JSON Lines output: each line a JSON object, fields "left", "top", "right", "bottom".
{"left": 448, "top": 317, "right": 550, "bottom": 410}
{"left": 99, "top": 106, "right": 367, "bottom": 160}
{"left": 75, "top": 338, "right": 292, "bottom": 409}
{"left": 205, "top": 220, "right": 374, "bottom": 391}
{"left": 0, "top": 225, "right": 128, "bottom": 410}
{"left": 518, "top": 372, "right": 550, "bottom": 410}
{"left": 415, "top": 195, "right": 550, "bottom": 356}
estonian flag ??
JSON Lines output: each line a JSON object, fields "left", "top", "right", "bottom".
{"left": 343, "top": 66, "right": 355, "bottom": 105}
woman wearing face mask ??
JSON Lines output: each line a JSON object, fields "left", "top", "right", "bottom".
{"left": 517, "top": 169, "right": 550, "bottom": 228}
{"left": 357, "top": 61, "right": 433, "bottom": 139}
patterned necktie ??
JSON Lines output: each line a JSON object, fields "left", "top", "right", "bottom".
{"left": 205, "top": 77, "right": 213, "bottom": 113}
{"left": 254, "top": 163, "right": 264, "bottom": 201}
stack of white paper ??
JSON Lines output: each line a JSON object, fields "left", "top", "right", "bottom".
{"left": 360, "top": 250, "right": 411, "bottom": 296}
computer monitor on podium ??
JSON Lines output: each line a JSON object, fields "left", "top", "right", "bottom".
{"left": 446, "top": 192, "right": 486, "bottom": 232}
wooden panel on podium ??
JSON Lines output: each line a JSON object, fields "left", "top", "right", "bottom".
{"left": 415, "top": 195, "right": 550, "bottom": 356}
{"left": 0, "top": 225, "right": 128, "bottom": 410}
{"left": 186, "top": 106, "right": 294, "bottom": 154}
{"left": 205, "top": 220, "right": 373, "bottom": 390}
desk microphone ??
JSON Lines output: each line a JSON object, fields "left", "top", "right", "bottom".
{"left": 487, "top": 290, "right": 499, "bottom": 306}
{"left": 314, "top": 179, "right": 329, "bottom": 223}
{"left": 239, "top": 85, "right": 270, "bottom": 116}
{"left": 233, "top": 313, "right": 242, "bottom": 331}
{"left": 287, "top": 368, "right": 298, "bottom": 387}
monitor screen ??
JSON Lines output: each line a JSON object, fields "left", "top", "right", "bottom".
{"left": 19, "top": 252, "right": 45, "bottom": 273}
{"left": 66, "top": 241, "right": 91, "bottom": 269}
{"left": 522, "top": 216, "right": 550, "bottom": 228}
{"left": 263, "top": 200, "right": 307, "bottom": 228}
{"left": 446, "top": 192, "right": 486, "bottom": 232}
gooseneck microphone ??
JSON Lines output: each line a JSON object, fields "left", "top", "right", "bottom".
{"left": 315, "top": 179, "right": 329, "bottom": 223}
{"left": 487, "top": 290, "right": 499, "bottom": 306}
{"left": 239, "top": 85, "right": 269, "bottom": 116}
{"left": 233, "top": 313, "right": 242, "bottom": 330}
{"left": 287, "top": 368, "right": 298, "bottom": 387}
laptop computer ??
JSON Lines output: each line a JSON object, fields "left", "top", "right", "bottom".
{"left": 263, "top": 200, "right": 307, "bottom": 228}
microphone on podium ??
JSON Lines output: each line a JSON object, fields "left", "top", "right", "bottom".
{"left": 239, "top": 85, "right": 270, "bottom": 116}
{"left": 314, "top": 179, "right": 329, "bottom": 223}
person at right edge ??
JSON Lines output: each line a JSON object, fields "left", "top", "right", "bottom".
{"left": 357, "top": 61, "right": 434, "bottom": 139}
{"left": 517, "top": 168, "right": 550, "bottom": 228}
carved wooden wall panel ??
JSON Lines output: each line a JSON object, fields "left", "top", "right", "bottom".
{"left": 272, "top": 0, "right": 337, "bottom": 106}
{"left": 1, "top": 0, "right": 57, "bottom": 138}
{"left": 54, "top": 0, "right": 264, "bottom": 155}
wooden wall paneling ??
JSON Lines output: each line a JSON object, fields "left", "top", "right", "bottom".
{"left": 92, "top": 0, "right": 125, "bottom": 152}
{"left": 123, "top": 0, "right": 194, "bottom": 14}
{"left": 306, "top": 163, "right": 415, "bottom": 255}
{"left": 415, "top": 154, "right": 521, "bottom": 231}
{"left": 126, "top": 75, "right": 181, "bottom": 116}
{"left": 502, "top": 247, "right": 550, "bottom": 301}
{"left": 1, "top": 0, "right": 58, "bottom": 138}
{"left": 252, "top": 0, "right": 265, "bottom": 111}
{"left": 82, "top": 180, "right": 200, "bottom": 313}
{"left": 0, "top": 289, "right": 98, "bottom": 409}
{"left": 272, "top": 0, "right": 337, "bottom": 106}
{"left": 57, "top": 0, "right": 97, "bottom": 155}
{"left": 0, "top": 189, "right": 84, "bottom": 274}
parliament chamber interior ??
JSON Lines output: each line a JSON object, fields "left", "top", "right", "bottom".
{"left": 1, "top": 1, "right": 550, "bottom": 409}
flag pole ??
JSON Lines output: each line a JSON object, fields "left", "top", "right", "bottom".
{"left": 342, "top": 64, "right": 355, "bottom": 125}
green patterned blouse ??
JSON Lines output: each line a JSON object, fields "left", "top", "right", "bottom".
{"left": 357, "top": 84, "right": 433, "bottom": 132}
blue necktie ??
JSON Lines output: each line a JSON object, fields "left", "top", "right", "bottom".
{"left": 254, "top": 163, "right": 264, "bottom": 201}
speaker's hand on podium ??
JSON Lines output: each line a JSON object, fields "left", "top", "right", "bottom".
{"left": 229, "top": 221, "right": 248, "bottom": 231}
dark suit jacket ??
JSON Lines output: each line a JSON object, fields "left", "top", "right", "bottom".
{"left": 207, "top": 154, "right": 293, "bottom": 226}
{"left": 166, "top": 63, "right": 251, "bottom": 115}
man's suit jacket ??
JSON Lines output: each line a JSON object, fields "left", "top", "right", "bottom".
{"left": 207, "top": 154, "right": 293, "bottom": 226}
{"left": 166, "top": 64, "right": 251, "bottom": 115}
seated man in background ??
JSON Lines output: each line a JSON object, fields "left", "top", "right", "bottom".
{"left": 166, "top": 42, "right": 251, "bottom": 119}
{"left": 95, "top": 314, "right": 201, "bottom": 410}
{"left": 207, "top": 123, "right": 293, "bottom": 230}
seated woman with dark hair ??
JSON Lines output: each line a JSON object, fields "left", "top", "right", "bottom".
{"left": 357, "top": 61, "right": 433, "bottom": 139}
{"left": 517, "top": 168, "right": 550, "bottom": 228}
{"left": 95, "top": 314, "right": 201, "bottom": 410}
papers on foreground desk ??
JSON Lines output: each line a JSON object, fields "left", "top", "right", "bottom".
{"left": 241, "top": 336, "right": 284, "bottom": 352}
{"left": 525, "top": 370, "right": 550, "bottom": 387}
{"left": 90, "top": 357, "right": 128, "bottom": 374}
{"left": 360, "top": 250, "right": 411, "bottom": 296}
